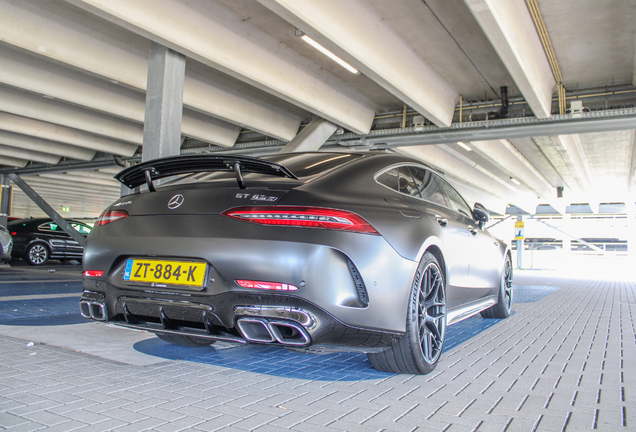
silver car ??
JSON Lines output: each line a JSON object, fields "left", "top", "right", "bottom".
{"left": 80, "top": 152, "right": 513, "bottom": 374}
{"left": 0, "top": 224, "right": 12, "bottom": 263}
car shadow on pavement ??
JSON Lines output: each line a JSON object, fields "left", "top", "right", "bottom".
{"left": 132, "top": 314, "right": 511, "bottom": 381}
{"left": 132, "top": 284, "right": 558, "bottom": 381}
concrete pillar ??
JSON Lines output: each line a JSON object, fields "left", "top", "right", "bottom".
{"left": 142, "top": 42, "right": 186, "bottom": 162}
{"left": 628, "top": 203, "right": 636, "bottom": 258}
{"left": 516, "top": 215, "right": 524, "bottom": 269}
{"left": 0, "top": 175, "right": 11, "bottom": 227}
{"left": 562, "top": 214, "right": 572, "bottom": 254}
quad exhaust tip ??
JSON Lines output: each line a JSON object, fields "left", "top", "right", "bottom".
{"left": 236, "top": 317, "right": 310, "bottom": 346}
{"left": 79, "top": 300, "right": 107, "bottom": 321}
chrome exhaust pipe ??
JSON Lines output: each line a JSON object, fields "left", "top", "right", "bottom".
{"left": 268, "top": 320, "right": 311, "bottom": 346}
{"left": 79, "top": 300, "right": 107, "bottom": 321}
{"left": 236, "top": 317, "right": 275, "bottom": 343}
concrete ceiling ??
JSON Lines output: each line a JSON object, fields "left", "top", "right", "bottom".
{"left": 0, "top": 0, "right": 635, "bottom": 219}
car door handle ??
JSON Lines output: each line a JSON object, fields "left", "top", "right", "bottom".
{"left": 468, "top": 226, "right": 478, "bottom": 236}
{"left": 436, "top": 217, "right": 448, "bottom": 227}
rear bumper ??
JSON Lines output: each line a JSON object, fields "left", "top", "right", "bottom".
{"left": 83, "top": 215, "right": 416, "bottom": 334}
{"left": 80, "top": 284, "right": 401, "bottom": 352}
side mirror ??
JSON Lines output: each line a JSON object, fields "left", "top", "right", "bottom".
{"left": 472, "top": 202, "right": 489, "bottom": 227}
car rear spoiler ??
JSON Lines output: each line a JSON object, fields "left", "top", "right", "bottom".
{"left": 115, "top": 154, "right": 299, "bottom": 191}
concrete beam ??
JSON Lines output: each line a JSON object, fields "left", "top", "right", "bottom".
{"left": 37, "top": 173, "right": 120, "bottom": 188}
{"left": 280, "top": 118, "right": 338, "bottom": 153}
{"left": 0, "top": 85, "right": 142, "bottom": 145}
{"left": 399, "top": 144, "right": 539, "bottom": 214}
{"left": 66, "top": 0, "right": 376, "bottom": 134}
{"left": 551, "top": 134, "right": 594, "bottom": 195}
{"left": 70, "top": 171, "right": 121, "bottom": 181}
{"left": 0, "top": 113, "right": 138, "bottom": 157}
{"left": 0, "top": 44, "right": 240, "bottom": 147}
{"left": 469, "top": 139, "right": 554, "bottom": 201}
{"left": 0, "top": 130, "right": 96, "bottom": 161}
{"left": 0, "top": 156, "right": 27, "bottom": 168}
{"left": 0, "top": 0, "right": 301, "bottom": 141}
{"left": 184, "top": 65, "right": 303, "bottom": 142}
{"left": 0, "top": 144, "right": 60, "bottom": 165}
{"left": 21, "top": 177, "right": 121, "bottom": 194}
{"left": 257, "top": 0, "right": 458, "bottom": 127}
{"left": 464, "top": 0, "right": 556, "bottom": 118}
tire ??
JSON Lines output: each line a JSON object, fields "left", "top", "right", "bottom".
{"left": 368, "top": 251, "right": 446, "bottom": 374}
{"left": 155, "top": 333, "right": 215, "bottom": 347}
{"left": 481, "top": 254, "right": 513, "bottom": 319}
{"left": 25, "top": 243, "right": 50, "bottom": 266}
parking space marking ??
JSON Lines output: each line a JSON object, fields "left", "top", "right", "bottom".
{"left": 0, "top": 293, "right": 79, "bottom": 302}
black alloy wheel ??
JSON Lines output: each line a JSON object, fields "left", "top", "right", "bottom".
{"left": 367, "top": 251, "right": 447, "bottom": 374}
{"left": 26, "top": 243, "right": 50, "bottom": 266}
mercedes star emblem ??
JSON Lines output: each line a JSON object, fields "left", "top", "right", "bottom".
{"left": 168, "top": 194, "right": 185, "bottom": 209}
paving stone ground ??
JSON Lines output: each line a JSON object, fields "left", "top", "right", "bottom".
{"left": 0, "top": 264, "right": 634, "bottom": 431}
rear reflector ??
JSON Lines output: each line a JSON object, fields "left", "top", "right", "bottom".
{"left": 96, "top": 209, "right": 129, "bottom": 226}
{"left": 222, "top": 206, "right": 379, "bottom": 235}
{"left": 83, "top": 270, "right": 104, "bottom": 277}
{"left": 236, "top": 280, "right": 298, "bottom": 291}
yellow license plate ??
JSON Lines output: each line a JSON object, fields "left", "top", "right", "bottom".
{"left": 123, "top": 259, "right": 207, "bottom": 287}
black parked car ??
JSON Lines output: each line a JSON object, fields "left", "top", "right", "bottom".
{"left": 80, "top": 152, "right": 512, "bottom": 374}
{"left": 9, "top": 218, "right": 92, "bottom": 265}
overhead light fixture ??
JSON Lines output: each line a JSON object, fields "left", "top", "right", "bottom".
{"left": 296, "top": 29, "right": 359, "bottom": 75}
{"left": 510, "top": 177, "right": 521, "bottom": 186}
{"left": 457, "top": 141, "right": 471, "bottom": 151}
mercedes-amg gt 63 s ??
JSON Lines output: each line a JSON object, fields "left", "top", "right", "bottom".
{"left": 80, "top": 151, "right": 513, "bottom": 374}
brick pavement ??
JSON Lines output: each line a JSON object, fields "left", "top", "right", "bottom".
{"left": 0, "top": 269, "right": 634, "bottom": 431}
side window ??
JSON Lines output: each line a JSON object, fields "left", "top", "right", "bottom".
{"left": 376, "top": 166, "right": 423, "bottom": 198}
{"left": 407, "top": 166, "right": 448, "bottom": 207}
{"left": 396, "top": 166, "right": 420, "bottom": 197}
{"left": 39, "top": 223, "right": 56, "bottom": 232}
{"left": 71, "top": 223, "right": 92, "bottom": 235}
{"left": 434, "top": 175, "right": 473, "bottom": 218}
{"left": 375, "top": 168, "right": 400, "bottom": 191}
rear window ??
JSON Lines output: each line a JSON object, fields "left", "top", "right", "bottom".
{"left": 263, "top": 153, "right": 360, "bottom": 178}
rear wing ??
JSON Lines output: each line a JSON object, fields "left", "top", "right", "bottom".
{"left": 115, "top": 154, "right": 299, "bottom": 191}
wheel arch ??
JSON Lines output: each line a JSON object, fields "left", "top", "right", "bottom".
{"left": 424, "top": 244, "right": 447, "bottom": 287}
{"left": 412, "top": 236, "right": 447, "bottom": 289}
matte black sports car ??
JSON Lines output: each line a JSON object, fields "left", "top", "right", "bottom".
{"left": 9, "top": 218, "right": 92, "bottom": 265}
{"left": 80, "top": 152, "right": 512, "bottom": 374}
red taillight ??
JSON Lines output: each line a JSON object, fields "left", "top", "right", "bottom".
{"left": 222, "top": 206, "right": 379, "bottom": 235}
{"left": 96, "top": 209, "right": 129, "bottom": 226}
{"left": 236, "top": 280, "right": 298, "bottom": 291}
{"left": 10, "top": 232, "right": 16, "bottom": 236}
{"left": 83, "top": 270, "right": 104, "bottom": 277}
